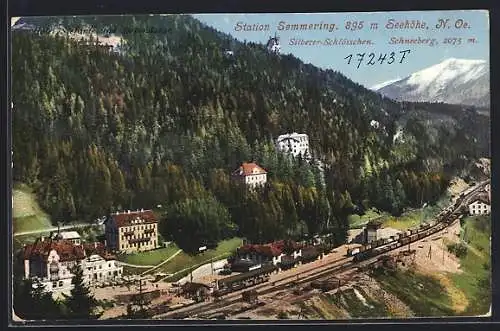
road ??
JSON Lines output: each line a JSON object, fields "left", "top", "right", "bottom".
{"left": 14, "top": 222, "right": 99, "bottom": 237}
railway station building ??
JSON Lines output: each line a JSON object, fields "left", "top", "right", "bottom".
{"left": 235, "top": 240, "right": 303, "bottom": 266}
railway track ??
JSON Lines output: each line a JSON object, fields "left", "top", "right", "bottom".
{"left": 154, "top": 180, "right": 489, "bottom": 319}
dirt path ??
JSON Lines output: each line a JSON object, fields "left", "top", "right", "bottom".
{"left": 139, "top": 249, "right": 182, "bottom": 276}
{"left": 14, "top": 223, "right": 97, "bottom": 236}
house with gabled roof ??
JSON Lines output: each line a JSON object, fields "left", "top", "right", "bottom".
{"left": 232, "top": 162, "right": 267, "bottom": 188}
{"left": 104, "top": 209, "right": 159, "bottom": 254}
{"left": 468, "top": 194, "right": 491, "bottom": 215}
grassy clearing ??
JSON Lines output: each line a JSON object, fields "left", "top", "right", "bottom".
{"left": 159, "top": 237, "right": 242, "bottom": 277}
{"left": 117, "top": 245, "right": 180, "bottom": 266}
{"left": 450, "top": 215, "right": 491, "bottom": 315}
{"left": 348, "top": 209, "right": 388, "bottom": 229}
{"left": 373, "top": 269, "right": 454, "bottom": 317}
{"left": 12, "top": 184, "right": 53, "bottom": 233}
{"left": 383, "top": 195, "right": 451, "bottom": 230}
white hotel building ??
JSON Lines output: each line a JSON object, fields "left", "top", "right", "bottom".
{"left": 276, "top": 133, "right": 310, "bottom": 158}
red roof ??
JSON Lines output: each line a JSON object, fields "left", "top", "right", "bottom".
{"left": 232, "top": 162, "right": 267, "bottom": 177}
{"left": 238, "top": 240, "right": 302, "bottom": 257}
{"left": 111, "top": 210, "right": 157, "bottom": 227}
{"left": 23, "top": 238, "right": 86, "bottom": 262}
{"left": 83, "top": 242, "right": 117, "bottom": 260}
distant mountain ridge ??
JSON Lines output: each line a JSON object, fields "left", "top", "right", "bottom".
{"left": 373, "top": 58, "right": 489, "bottom": 108}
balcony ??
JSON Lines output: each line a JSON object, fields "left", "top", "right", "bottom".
{"left": 123, "top": 231, "right": 134, "bottom": 236}
{"left": 144, "top": 229, "right": 155, "bottom": 234}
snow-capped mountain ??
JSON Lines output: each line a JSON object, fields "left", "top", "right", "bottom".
{"left": 370, "top": 77, "right": 401, "bottom": 91}
{"left": 373, "top": 58, "right": 489, "bottom": 108}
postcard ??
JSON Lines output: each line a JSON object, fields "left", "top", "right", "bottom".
{"left": 10, "top": 10, "right": 491, "bottom": 322}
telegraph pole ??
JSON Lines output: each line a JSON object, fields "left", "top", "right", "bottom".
{"left": 442, "top": 237, "right": 445, "bottom": 264}
{"left": 211, "top": 257, "right": 214, "bottom": 276}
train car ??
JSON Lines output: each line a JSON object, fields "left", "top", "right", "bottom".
{"left": 347, "top": 247, "right": 360, "bottom": 256}
{"left": 215, "top": 264, "right": 277, "bottom": 295}
{"left": 399, "top": 237, "right": 410, "bottom": 245}
{"left": 300, "top": 246, "right": 320, "bottom": 263}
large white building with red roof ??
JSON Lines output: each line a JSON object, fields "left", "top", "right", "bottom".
{"left": 232, "top": 162, "right": 267, "bottom": 188}
{"left": 104, "top": 209, "right": 159, "bottom": 254}
{"left": 22, "top": 236, "right": 123, "bottom": 297}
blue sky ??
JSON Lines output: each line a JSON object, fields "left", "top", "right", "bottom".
{"left": 192, "top": 10, "right": 489, "bottom": 88}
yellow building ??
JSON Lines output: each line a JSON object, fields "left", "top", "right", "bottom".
{"left": 104, "top": 209, "right": 158, "bottom": 254}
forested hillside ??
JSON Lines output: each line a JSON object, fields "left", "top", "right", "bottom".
{"left": 11, "top": 15, "right": 489, "bottom": 251}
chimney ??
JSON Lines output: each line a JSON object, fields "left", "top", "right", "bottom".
{"left": 94, "top": 242, "right": 97, "bottom": 248}
{"left": 40, "top": 236, "right": 44, "bottom": 242}
{"left": 128, "top": 210, "right": 131, "bottom": 214}
{"left": 141, "top": 208, "right": 144, "bottom": 212}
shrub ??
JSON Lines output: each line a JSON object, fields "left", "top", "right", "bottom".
{"left": 277, "top": 311, "right": 289, "bottom": 319}
{"left": 447, "top": 243, "right": 468, "bottom": 258}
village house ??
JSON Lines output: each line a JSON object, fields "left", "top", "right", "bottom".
{"left": 22, "top": 237, "right": 123, "bottom": 297}
{"left": 104, "top": 209, "right": 159, "bottom": 254}
{"left": 235, "top": 240, "right": 303, "bottom": 266}
{"left": 232, "top": 162, "right": 267, "bottom": 188}
{"left": 276, "top": 132, "right": 310, "bottom": 158}
{"left": 50, "top": 230, "right": 81, "bottom": 245}
{"left": 468, "top": 194, "right": 491, "bottom": 215}
{"left": 82, "top": 242, "right": 123, "bottom": 285}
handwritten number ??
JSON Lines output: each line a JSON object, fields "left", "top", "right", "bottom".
{"left": 367, "top": 53, "right": 376, "bottom": 65}
{"left": 356, "top": 53, "right": 365, "bottom": 69}
{"left": 399, "top": 49, "right": 410, "bottom": 63}
{"left": 347, "top": 51, "right": 409, "bottom": 67}
{"left": 377, "top": 53, "right": 386, "bottom": 64}
{"left": 387, "top": 52, "right": 395, "bottom": 64}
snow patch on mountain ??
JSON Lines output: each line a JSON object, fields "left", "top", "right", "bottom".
{"left": 370, "top": 77, "right": 401, "bottom": 91}
{"left": 374, "top": 58, "right": 489, "bottom": 107}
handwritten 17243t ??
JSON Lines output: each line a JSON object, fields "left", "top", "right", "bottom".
{"left": 344, "top": 50, "right": 411, "bottom": 68}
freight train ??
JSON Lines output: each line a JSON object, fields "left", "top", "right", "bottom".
{"left": 211, "top": 187, "right": 477, "bottom": 297}
{"left": 350, "top": 193, "right": 468, "bottom": 262}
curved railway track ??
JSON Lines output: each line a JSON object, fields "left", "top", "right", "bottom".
{"left": 154, "top": 180, "right": 489, "bottom": 319}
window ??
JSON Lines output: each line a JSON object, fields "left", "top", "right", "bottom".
{"left": 52, "top": 281, "right": 57, "bottom": 288}
{"left": 108, "top": 263, "right": 111, "bottom": 268}
{"left": 58, "top": 281, "right": 63, "bottom": 287}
